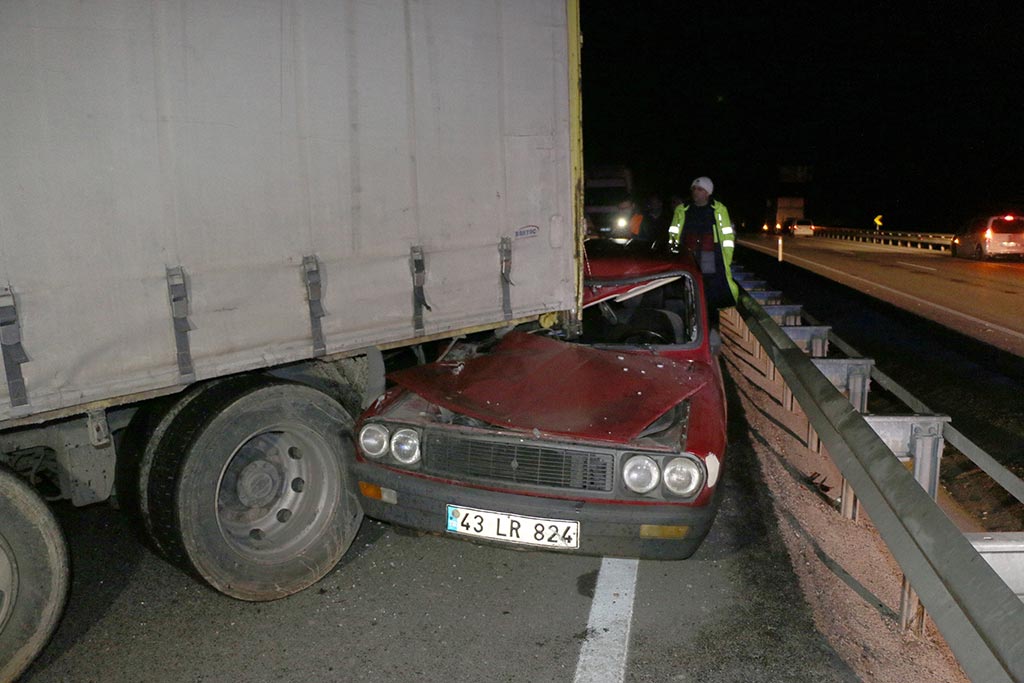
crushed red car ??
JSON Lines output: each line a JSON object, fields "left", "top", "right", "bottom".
{"left": 352, "top": 241, "right": 727, "bottom": 559}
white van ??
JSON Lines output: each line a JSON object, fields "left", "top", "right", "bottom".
{"left": 952, "top": 214, "right": 1024, "bottom": 259}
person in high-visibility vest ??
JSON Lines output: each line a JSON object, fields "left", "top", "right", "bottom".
{"left": 667, "top": 177, "right": 739, "bottom": 328}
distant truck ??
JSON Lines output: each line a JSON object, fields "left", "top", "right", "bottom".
{"left": 765, "top": 196, "right": 806, "bottom": 233}
{"left": 0, "top": 1, "right": 581, "bottom": 678}
{"left": 585, "top": 165, "right": 635, "bottom": 238}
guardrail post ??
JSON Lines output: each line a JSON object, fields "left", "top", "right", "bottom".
{"left": 966, "top": 533, "right": 1024, "bottom": 602}
{"left": 749, "top": 290, "right": 783, "bottom": 305}
{"left": 808, "top": 359, "right": 873, "bottom": 520}
{"left": 780, "top": 325, "right": 830, "bottom": 357}
{"left": 762, "top": 304, "right": 803, "bottom": 325}
{"left": 839, "top": 480, "right": 859, "bottom": 520}
{"left": 911, "top": 420, "right": 944, "bottom": 499}
{"left": 900, "top": 577, "right": 927, "bottom": 636}
{"left": 865, "top": 415, "right": 951, "bottom": 498}
{"left": 864, "top": 414, "right": 952, "bottom": 634}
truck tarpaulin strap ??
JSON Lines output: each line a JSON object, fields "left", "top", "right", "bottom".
{"left": 302, "top": 255, "right": 326, "bottom": 357}
{"left": 166, "top": 266, "right": 195, "bottom": 381}
{"left": 0, "top": 286, "right": 29, "bottom": 406}
{"left": 410, "top": 245, "right": 431, "bottom": 335}
{"left": 500, "top": 237, "right": 514, "bottom": 320}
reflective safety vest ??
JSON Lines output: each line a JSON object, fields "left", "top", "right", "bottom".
{"left": 668, "top": 199, "right": 739, "bottom": 303}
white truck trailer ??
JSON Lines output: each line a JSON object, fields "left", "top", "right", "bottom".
{"left": 0, "top": 1, "right": 582, "bottom": 678}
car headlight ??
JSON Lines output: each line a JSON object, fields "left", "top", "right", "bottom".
{"left": 663, "top": 457, "right": 704, "bottom": 497}
{"left": 390, "top": 428, "right": 421, "bottom": 465}
{"left": 359, "top": 423, "right": 390, "bottom": 459}
{"left": 622, "top": 455, "right": 660, "bottom": 494}
{"left": 616, "top": 216, "right": 628, "bottom": 228}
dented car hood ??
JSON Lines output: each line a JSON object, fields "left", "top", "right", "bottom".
{"left": 388, "top": 332, "right": 713, "bottom": 444}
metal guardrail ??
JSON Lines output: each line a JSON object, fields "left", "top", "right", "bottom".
{"left": 812, "top": 317, "right": 1024, "bottom": 508}
{"left": 726, "top": 282, "right": 1024, "bottom": 683}
{"left": 814, "top": 226, "right": 954, "bottom": 252}
{"left": 968, "top": 533, "right": 1024, "bottom": 600}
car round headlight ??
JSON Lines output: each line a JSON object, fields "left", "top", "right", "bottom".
{"left": 616, "top": 216, "right": 628, "bottom": 228}
{"left": 390, "top": 428, "right": 421, "bottom": 465}
{"left": 359, "top": 423, "right": 389, "bottom": 459}
{"left": 663, "top": 457, "right": 704, "bottom": 497}
{"left": 622, "top": 455, "right": 660, "bottom": 494}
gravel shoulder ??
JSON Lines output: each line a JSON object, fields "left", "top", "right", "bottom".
{"left": 724, "top": 364, "right": 970, "bottom": 683}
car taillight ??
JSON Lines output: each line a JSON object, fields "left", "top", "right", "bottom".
{"left": 985, "top": 228, "right": 993, "bottom": 240}
{"left": 1004, "top": 215, "right": 1015, "bottom": 221}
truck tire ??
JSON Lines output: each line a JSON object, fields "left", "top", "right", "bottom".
{"left": 146, "top": 377, "right": 363, "bottom": 601}
{"left": 116, "top": 383, "right": 224, "bottom": 559}
{"left": 0, "top": 467, "right": 69, "bottom": 682}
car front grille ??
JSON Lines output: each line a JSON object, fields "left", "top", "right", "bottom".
{"left": 422, "top": 430, "right": 615, "bottom": 493}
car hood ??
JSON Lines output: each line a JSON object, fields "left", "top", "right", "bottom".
{"left": 387, "top": 332, "right": 713, "bottom": 444}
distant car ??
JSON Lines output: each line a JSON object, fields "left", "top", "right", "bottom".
{"left": 790, "top": 219, "right": 815, "bottom": 236}
{"left": 951, "top": 214, "right": 1024, "bottom": 260}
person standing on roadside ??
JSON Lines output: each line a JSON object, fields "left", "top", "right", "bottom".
{"left": 667, "top": 176, "right": 739, "bottom": 329}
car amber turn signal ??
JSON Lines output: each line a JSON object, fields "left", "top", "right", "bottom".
{"left": 639, "top": 524, "right": 690, "bottom": 539}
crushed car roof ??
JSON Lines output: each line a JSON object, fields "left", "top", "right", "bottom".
{"left": 388, "top": 331, "right": 713, "bottom": 444}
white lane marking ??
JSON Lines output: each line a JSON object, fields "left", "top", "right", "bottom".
{"left": 739, "top": 240, "right": 1024, "bottom": 342}
{"left": 896, "top": 261, "right": 937, "bottom": 271}
{"left": 573, "top": 558, "right": 639, "bottom": 683}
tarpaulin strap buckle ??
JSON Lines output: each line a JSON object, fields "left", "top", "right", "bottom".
{"left": 166, "top": 266, "right": 195, "bottom": 381}
{"left": 302, "top": 255, "right": 327, "bottom": 357}
{"left": 0, "top": 286, "right": 29, "bottom": 407}
{"left": 410, "top": 245, "right": 431, "bottom": 335}
{"left": 87, "top": 409, "right": 112, "bottom": 447}
{"left": 500, "top": 237, "right": 514, "bottom": 320}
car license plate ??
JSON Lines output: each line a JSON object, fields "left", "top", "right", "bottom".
{"left": 446, "top": 505, "right": 580, "bottom": 549}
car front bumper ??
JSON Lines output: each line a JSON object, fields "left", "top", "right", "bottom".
{"left": 352, "top": 461, "right": 722, "bottom": 560}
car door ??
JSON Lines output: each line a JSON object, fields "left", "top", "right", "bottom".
{"left": 961, "top": 218, "right": 982, "bottom": 254}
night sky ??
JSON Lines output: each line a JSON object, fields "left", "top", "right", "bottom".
{"left": 580, "top": 1, "right": 1024, "bottom": 231}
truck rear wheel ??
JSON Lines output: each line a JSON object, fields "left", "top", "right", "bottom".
{"left": 146, "top": 377, "right": 363, "bottom": 601}
{"left": 0, "top": 467, "right": 69, "bottom": 682}
{"left": 117, "top": 383, "right": 222, "bottom": 559}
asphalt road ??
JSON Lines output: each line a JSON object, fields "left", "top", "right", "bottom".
{"left": 22, "top": 379, "right": 856, "bottom": 683}
{"left": 739, "top": 234, "right": 1024, "bottom": 358}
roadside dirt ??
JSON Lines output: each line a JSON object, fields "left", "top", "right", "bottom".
{"left": 940, "top": 450, "right": 1024, "bottom": 532}
{"left": 725, "top": 364, "right": 971, "bottom": 683}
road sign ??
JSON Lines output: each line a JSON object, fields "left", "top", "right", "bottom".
{"left": 874, "top": 214, "right": 884, "bottom": 228}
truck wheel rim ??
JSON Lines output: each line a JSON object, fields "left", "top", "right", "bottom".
{"left": 216, "top": 427, "right": 340, "bottom": 563}
{"left": 0, "top": 534, "right": 17, "bottom": 632}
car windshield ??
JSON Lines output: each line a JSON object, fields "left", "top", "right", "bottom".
{"left": 796, "top": 220, "right": 812, "bottom": 225}
{"left": 581, "top": 242, "right": 701, "bottom": 347}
